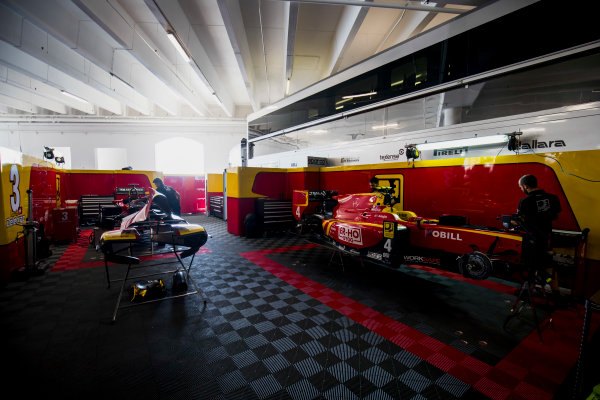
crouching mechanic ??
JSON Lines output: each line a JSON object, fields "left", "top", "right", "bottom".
{"left": 152, "top": 178, "right": 182, "bottom": 216}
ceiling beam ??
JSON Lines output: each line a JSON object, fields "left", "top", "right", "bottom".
{"left": 0, "top": 93, "right": 40, "bottom": 114}
{"left": 216, "top": 0, "right": 260, "bottom": 112}
{"left": 322, "top": 3, "right": 369, "bottom": 77}
{"left": 0, "top": 1, "right": 160, "bottom": 115}
{"left": 0, "top": 80, "right": 67, "bottom": 114}
{"left": 0, "top": 39, "right": 124, "bottom": 115}
{"left": 2, "top": 0, "right": 213, "bottom": 117}
{"left": 152, "top": 0, "right": 236, "bottom": 117}
{"left": 374, "top": 7, "right": 429, "bottom": 53}
{"left": 72, "top": 0, "right": 210, "bottom": 116}
{"left": 110, "top": 49, "right": 180, "bottom": 116}
{"left": 283, "top": 1, "right": 299, "bottom": 97}
{"left": 2, "top": 66, "right": 95, "bottom": 114}
{"left": 270, "top": 0, "right": 467, "bottom": 14}
{"left": 0, "top": 117, "right": 245, "bottom": 125}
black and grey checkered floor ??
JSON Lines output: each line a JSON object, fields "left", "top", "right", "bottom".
{"left": 0, "top": 215, "right": 596, "bottom": 399}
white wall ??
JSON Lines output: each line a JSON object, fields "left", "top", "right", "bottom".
{"left": 0, "top": 119, "right": 247, "bottom": 173}
{"left": 96, "top": 147, "right": 128, "bottom": 170}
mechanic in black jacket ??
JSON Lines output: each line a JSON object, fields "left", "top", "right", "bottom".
{"left": 370, "top": 176, "right": 399, "bottom": 208}
{"left": 153, "top": 178, "right": 181, "bottom": 216}
{"left": 513, "top": 174, "right": 562, "bottom": 300}
{"left": 369, "top": 177, "right": 379, "bottom": 192}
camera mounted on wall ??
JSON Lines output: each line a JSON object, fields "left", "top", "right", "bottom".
{"left": 43, "top": 146, "right": 55, "bottom": 160}
{"left": 507, "top": 132, "right": 522, "bottom": 152}
{"left": 43, "top": 146, "right": 65, "bottom": 165}
{"left": 405, "top": 144, "right": 420, "bottom": 161}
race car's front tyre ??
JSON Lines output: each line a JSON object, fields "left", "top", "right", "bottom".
{"left": 457, "top": 251, "right": 493, "bottom": 280}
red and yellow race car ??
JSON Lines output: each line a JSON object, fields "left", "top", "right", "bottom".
{"left": 293, "top": 188, "right": 525, "bottom": 280}
{"left": 100, "top": 189, "right": 208, "bottom": 264}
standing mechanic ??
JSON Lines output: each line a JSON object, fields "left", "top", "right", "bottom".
{"left": 369, "top": 177, "right": 379, "bottom": 192}
{"left": 512, "top": 174, "right": 562, "bottom": 300}
{"left": 153, "top": 178, "right": 182, "bottom": 216}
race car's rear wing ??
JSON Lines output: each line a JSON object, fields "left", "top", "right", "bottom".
{"left": 292, "top": 190, "right": 338, "bottom": 221}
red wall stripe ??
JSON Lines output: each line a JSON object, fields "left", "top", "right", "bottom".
{"left": 241, "top": 244, "right": 596, "bottom": 400}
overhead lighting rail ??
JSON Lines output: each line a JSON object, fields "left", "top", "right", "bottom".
{"left": 372, "top": 123, "right": 398, "bottom": 130}
{"left": 167, "top": 31, "right": 190, "bottom": 63}
{"left": 342, "top": 91, "right": 377, "bottom": 100}
{"left": 60, "top": 90, "right": 90, "bottom": 105}
{"left": 416, "top": 135, "right": 508, "bottom": 150}
{"left": 272, "top": 0, "right": 466, "bottom": 14}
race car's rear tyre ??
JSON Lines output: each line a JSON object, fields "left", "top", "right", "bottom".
{"left": 458, "top": 251, "right": 492, "bottom": 280}
{"left": 303, "top": 214, "right": 324, "bottom": 235}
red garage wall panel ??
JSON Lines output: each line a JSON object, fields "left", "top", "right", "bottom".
{"left": 317, "top": 163, "right": 578, "bottom": 233}
{"left": 227, "top": 163, "right": 577, "bottom": 240}
{"left": 164, "top": 175, "right": 206, "bottom": 214}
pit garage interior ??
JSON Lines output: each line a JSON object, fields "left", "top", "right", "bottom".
{"left": 1, "top": 1, "right": 600, "bottom": 399}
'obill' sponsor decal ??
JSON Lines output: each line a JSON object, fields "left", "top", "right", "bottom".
{"left": 428, "top": 230, "right": 463, "bottom": 241}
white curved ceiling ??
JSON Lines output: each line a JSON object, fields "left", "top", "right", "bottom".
{"left": 0, "top": 0, "right": 486, "bottom": 121}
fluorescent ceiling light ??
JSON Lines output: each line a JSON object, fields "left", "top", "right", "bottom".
{"left": 286, "top": 79, "right": 290, "bottom": 95}
{"left": 167, "top": 33, "right": 190, "bottom": 62}
{"left": 372, "top": 123, "right": 398, "bottom": 130}
{"left": 342, "top": 91, "right": 377, "bottom": 99}
{"left": 417, "top": 135, "right": 508, "bottom": 150}
{"left": 335, "top": 105, "right": 344, "bottom": 110}
{"left": 60, "top": 90, "right": 90, "bottom": 105}
{"left": 265, "top": 105, "right": 279, "bottom": 111}
{"left": 306, "top": 129, "right": 327, "bottom": 134}
{"left": 520, "top": 127, "right": 546, "bottom": 133}
{"left": 391, "top": 79, "right": 404, "bottom": 87}
{"left": 212, "top": 92, "right": 224, "bottom": 107}
{"left": 335, "top": 97, "right": 352, "bottom": 105}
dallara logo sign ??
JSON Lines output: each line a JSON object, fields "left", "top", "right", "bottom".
{"left": 340, "top": 157, "right": 360, "bottom": 163}
{"left": 520, "top": 139, "right": 566, "bottom": 149}
{"left": 428, "top": 139, "right": 567, "bottom": 157}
